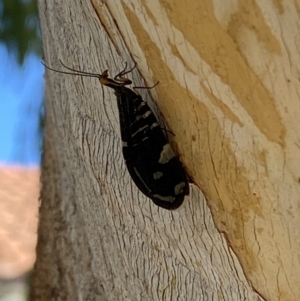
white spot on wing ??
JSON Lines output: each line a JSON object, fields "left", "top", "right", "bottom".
{"left": 174, "top": 182, "right": 186, "bottom": 195}
{"left": 142, "top": 111, "right": 152, "bottom": 118}
{"left": 150, "top": 122, "right": 159, "bottom": 129}
{"left": 137, "top": 102, "right": 146, "bottom": 110}
{"left": 134, "top": 111, "right": 152, "bottom": 122}
{"left": 135, "top": 115, "right": 142, "bottom": 121}
{"left": 158, "top": 144, "right": 175, "bottom": 164}
{"left": 153, "top": 171, "right": 163, "bottom": 179}
{"left": 153, "top": 194, "right": 175, "bottom": 202}
{"left": 131, "top": 125, "right": 148, "bottom": 137}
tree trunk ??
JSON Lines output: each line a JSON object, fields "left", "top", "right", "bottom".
{"left": 31, "top": 1, "right": 300, "bottom": 300}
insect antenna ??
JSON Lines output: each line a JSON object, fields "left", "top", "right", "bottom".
{"left": 41, "top": 60, "right": 102, "bottom": 79}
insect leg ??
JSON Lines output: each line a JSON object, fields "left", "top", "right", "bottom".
{"left": 113, "top": 62, "right": 137, "bottom": 86}
{"left": 132, "top": 82, "right": 159, "bottom": 95}
{"left": 115, "top": 62, "right": 137, "bottom": 78}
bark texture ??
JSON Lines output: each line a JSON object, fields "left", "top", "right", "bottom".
{"left": 31, "top": 0, "right": 300, "bottom": 300}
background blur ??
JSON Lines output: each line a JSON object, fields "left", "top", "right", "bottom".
{"left": 0, "top": 0, "right": 43, "bottom": 300}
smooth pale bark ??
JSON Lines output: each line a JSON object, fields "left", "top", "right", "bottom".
{"left": 31, "top": 1, "right": 299, "bottom": 300}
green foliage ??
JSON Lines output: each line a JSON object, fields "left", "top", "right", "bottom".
{"left": 0, "top": 0, "right": 41, "bottom": 64}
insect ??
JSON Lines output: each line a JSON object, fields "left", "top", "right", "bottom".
{"left": 42, "top": 60, "right": 189, "bottom": 210}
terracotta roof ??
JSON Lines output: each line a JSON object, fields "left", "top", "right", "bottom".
{"left": 0, "top": 164, "right": 40, "bottom": 279}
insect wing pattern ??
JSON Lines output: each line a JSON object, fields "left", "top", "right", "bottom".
{"left": 115, "top": 87, "right": 189, "bottom": 210}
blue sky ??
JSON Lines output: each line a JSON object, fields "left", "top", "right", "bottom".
{"left": 0, "top": 44, "right": 44, "bottom": 166}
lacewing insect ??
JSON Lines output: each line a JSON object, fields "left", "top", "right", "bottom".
{"left": 42, "top": 60, "right": 189, "bottom": 210}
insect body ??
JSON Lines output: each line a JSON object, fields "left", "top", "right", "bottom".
{"left": 43, "top": 61, "right": 189, "bottom": 210}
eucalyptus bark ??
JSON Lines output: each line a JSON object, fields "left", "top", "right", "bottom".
{"left": 31, "top": 1, "right": 300, "bottom": 301}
